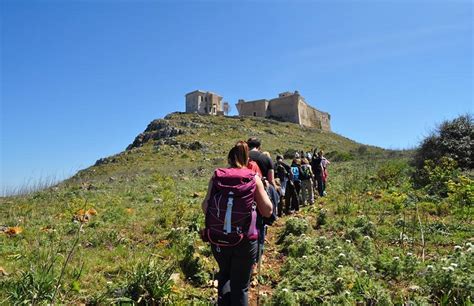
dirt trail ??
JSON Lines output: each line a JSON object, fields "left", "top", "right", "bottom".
{"left": 248, "top": 217, "right": 287, "bottom": 305}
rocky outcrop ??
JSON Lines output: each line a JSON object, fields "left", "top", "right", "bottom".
{"left": 126, "top": 119, "right": 184, "bottom": 150}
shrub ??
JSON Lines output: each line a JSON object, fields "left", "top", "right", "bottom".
{"left": 315, "top": 208, "right": 328, "bottom": 228}
{"left": 413, "top": 157, "right": 459, "bottom": 197}
{"left": 277, "top": 217, "right": 309, "bottom": 244}
{"left": 271, "top": 287, "right": 298, "bottom": 305}
{"left": 447, "top": 175, "right": 473, "bottom": 208}
{"left": 116, "top": 259, "right": 174, "bottom": 304}
{"left": 375, "top": 160, "right": 410, "bottom": 189}
{"left": 326, "top": 150, "right": 354, "bottom": 162}
{"left": 354, "top": 215, "right": 376, "bottom": 237}
{"left": 179, "top": 244, "right": 210, "bottom": 286}
{"left": 413, "top": 114, "right": 473, "bottom": 170}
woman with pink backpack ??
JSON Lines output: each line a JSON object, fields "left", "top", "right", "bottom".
{"left": 201, "top": 140, "right": 273, "bottom": 306}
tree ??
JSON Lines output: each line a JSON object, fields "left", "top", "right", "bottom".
{"left": 412, "top": 114, "right": 473, "bottom": 171}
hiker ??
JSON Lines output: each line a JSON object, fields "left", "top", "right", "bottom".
{"left": 247, "top": 138, "right": 275, "bottom": 187}
{"left": 312, "top": 150, "right": 325, "bottom": 197}
{"left": 300, "top": 158, "right": 314, "bottom": 205}
{"left": 285, "top": 158, "right": 302, "bottom": 213}
{"left": 320, "top": 151, "right": 330, "bottom": 195}
{"left": 201, "top": 140, "right": 273, "bottom": 306}
{"left": 274, "top": 155, "right": 290, "bottom": 217}
{"left": 311, "top": 147, "right": 319, "bottom": 190}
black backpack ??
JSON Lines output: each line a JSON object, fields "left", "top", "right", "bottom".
{"left": 300, "top": 164, "right": 312, "bottom": 180}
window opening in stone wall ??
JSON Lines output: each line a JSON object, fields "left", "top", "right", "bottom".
{"left": 253, "top": 112, "right": 257, "bottom": 116}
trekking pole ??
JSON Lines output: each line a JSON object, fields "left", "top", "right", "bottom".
{"left": 256, "top": 238, "right": 262, "bottom": 306}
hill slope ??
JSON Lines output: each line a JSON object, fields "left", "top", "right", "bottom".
{"left": 1, "top": 113, "right": 471, "bottom": 304}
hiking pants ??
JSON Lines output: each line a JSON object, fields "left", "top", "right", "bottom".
{"left": 316, "top": 175, "right": 324, "bottom": 197}
{"left": 212, "top": 240, "right": 258, "bottom": 306}
{"left": 285, "top": 180, "right": 300, "bottom": 213}
{"left": 301, "top": 179, "right": 314, "bottom": 205}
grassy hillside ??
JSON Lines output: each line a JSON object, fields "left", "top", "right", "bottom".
{"left": 1, "top": 113, "right": 471, "bottom": 304}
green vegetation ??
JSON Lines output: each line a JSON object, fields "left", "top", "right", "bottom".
{"left": 1, "top": 113, "right": 472, "bottom": 304}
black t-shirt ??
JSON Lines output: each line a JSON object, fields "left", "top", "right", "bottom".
{"left": 275, "top": 161, "right": 291, "bottom": 181}
{"left": 311, "top": 157, "right": 323, "bottom": 176}
{"left": 249, "top": 150, "right": 274, "bottom": 178}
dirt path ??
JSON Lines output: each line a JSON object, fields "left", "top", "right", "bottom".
{"left": 248, "top": 217, "right": 287, "bottom": 305}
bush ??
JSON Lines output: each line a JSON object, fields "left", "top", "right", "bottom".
{"left": 277, "top": 217, "right": 309, "bottom": 244}
{"left": 326, "top": 151, "right": 354, "bottom": 162}
{"left": 375, "top": 160, "right": 410, "bottom": 189}
{"left": 413, "top": 157, "right": 459, "bottom": 197}
{"left": 117, "top": 259, "right": 174, "bottom": 304}
{"left": 413, "top": 114, "right": 473, "bottom": 170}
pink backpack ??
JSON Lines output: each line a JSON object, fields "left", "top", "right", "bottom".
{"left": 203, "top": 168, "right": 258, "bottom": 246}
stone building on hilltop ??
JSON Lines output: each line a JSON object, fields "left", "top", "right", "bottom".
{"left": 184, "top": 89, "right": 331, "bottom": 131}
{"left": 185, "top": 90, "right": 225, "bottom": 115}
{"left": 236, "top": 91, "right": 331, "bottom": 131}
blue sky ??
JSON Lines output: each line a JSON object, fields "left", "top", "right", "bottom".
{"left": 1, "top": 0, "right": 473, "bottom": 192}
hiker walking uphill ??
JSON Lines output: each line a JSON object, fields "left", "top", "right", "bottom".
{"left": 300, "top": 158, "right": 314, "bottom": 205}
{"left": 247, "top": 138, "right": 275, "bottom": 187}
{"left": 311, "top": 150, "right": 325, "bottom": 197}
{"left": 285, "top": 158, "right": 302, "bottom": 214}
{"left": 320, "top": 151, "right": 330, "bottom": 194}
{"left": 201, "top": 141, "right": 273, "bottom": 306}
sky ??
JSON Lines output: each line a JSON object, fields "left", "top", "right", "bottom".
{"left": 1, "top": 0, "right": 473, "bottom": 193}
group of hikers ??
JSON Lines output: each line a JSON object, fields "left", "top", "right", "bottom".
{"left": 201, "top": 138, "right": 331, "bottom": 305}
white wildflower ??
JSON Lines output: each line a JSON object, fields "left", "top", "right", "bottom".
{"left": 454, "top": 245, "right": 462, "bottom": 251}
{"left": 450, "top": 263, "right": 458, "bottom": 268}
{"left": 336, "top": 277, "right": 343, "bottom": 282}
{"left": 345, "top": 239, "right": 352, "bottom": 243}
{"left": 325, "top": 246, "right": 331, "bottom": 250}
{"left": 393, "top": 257, "right": 400, "bottom": 261}
{"left": 442, "top": 266, "right": 455, "bottom": 272}
{"left": 338, "top": 253, "right": 346, "bottom": 258}
{"left": 302, "top": 255, "right": 308, "bottom": 259}
{"left": 407, "top": 252, "right": 413, "bottom": 256}
{"left": 363, "top": 236, "right": 371, "bottom": 240}
{"left": 427, "top": 265, "right": 434, "bottom": 270}
{"left": 282, "top": 288, "right": 289, "bottom": 293}
{"left": 344, "top": 290, "right": 351, "bottom": 295}
{"left": 338, "top": 265, "right": 344, "bottom": 268}
{"left": 361, "top": 270, "right": 367, "bottom": 274}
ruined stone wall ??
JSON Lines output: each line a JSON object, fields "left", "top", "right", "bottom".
{"left": 267, "top": 95, "right": 300, "bottom": 123}
{"left": 236, "top": 100, "right": 268, "bottom": 117}
{"left": 234, "top": 92, "right": 331, "bottom": 131}
{"left": 185, "top": 93, "right": 200, "bottom": 113}
{"left": 318, "top": 111, "right": 331, "bottom": 131}
{"left": 297, "top": 100, "right": 331, "bottom": 131}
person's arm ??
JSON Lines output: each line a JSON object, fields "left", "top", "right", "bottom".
{"left": 254, "top": 178, "right": 273, "bottom": 217}
{"left": 267, "top": 169, "right": 275, "bottom": 187}
{"left": 201, "top": 177, "right": 214, "bottom": 214}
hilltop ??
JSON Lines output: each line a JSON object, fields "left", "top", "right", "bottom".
{"left": 73, "top": 112, "right": 396, "bottom": 184}
{"left": 1, "top": 113, "right": 471, "bottom": 304}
